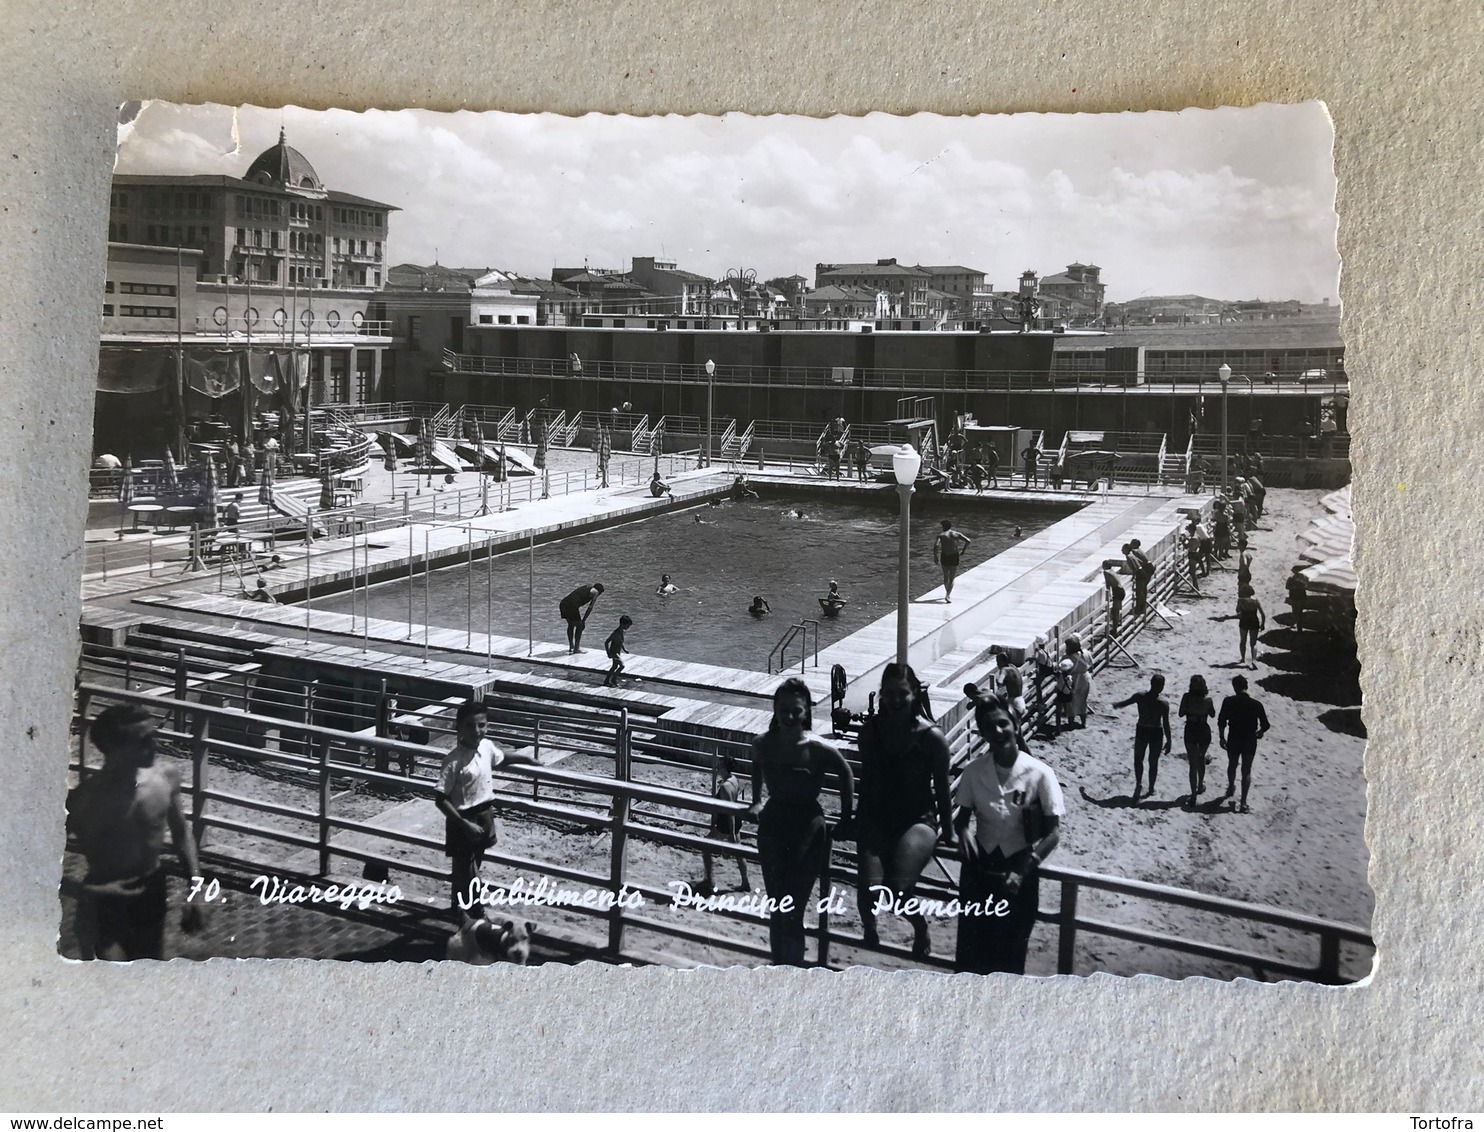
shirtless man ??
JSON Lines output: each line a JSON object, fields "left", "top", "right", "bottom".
{"left": 66, "top": 704, "right": 204, "bottom": 959}
{"left": 1113, "top": 674, "right": 1172, "bottom": 801}
{"left": 558, "top": 582, "right": 604, "bottom": 653}
{"left": 933, "top": 518, "right": 972, "bottom": 603}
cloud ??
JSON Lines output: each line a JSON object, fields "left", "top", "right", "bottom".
{"left": 114, "top": 103, "right": 1341, "bottom": 302}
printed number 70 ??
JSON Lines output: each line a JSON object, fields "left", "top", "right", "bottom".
{"left": 187, "top": 876, "right": 222, "bottom": 902}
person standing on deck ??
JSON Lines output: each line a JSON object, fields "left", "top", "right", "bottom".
{"left": 933, "top": 519, "right": 972, "bottom": 604}
{"left": 1021, "top": 444, "right": 1039, "bottom": 489}
{"left": 558, "top": 582, "right": 605, "bottom": 654}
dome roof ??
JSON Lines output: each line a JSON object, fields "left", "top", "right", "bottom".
{"left": 244, "top": 128, "right": 323, "bottom": 192}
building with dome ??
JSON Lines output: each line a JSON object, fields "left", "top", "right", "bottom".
{"left": 97, "top": 132, "right": 402, "bottom": 455}
{"left": 110, "top": 128, "right": 398, "bottom": 290}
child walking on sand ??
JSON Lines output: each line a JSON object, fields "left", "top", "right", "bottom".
{"left": 604, "top": 615, "right": 634, "bottom": 687}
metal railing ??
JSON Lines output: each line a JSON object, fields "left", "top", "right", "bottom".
{"left": 441, "top": 349, "right": 1352, "bottom": 399}
{"left": 68, "top": 680, "right": 1372, "bottom": 978}
{"left": 767, "top": 619, "right": 820, "bottom": 675}
{"left": 194, "top": 317, "right": 394, "bottom": 339}
{"left": 317, "top": 401, "right": 449, "bottom": 424}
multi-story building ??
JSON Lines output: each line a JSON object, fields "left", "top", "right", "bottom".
{"left": 626, "top": 256, "right": 713, "bottom": 317}
{"left": 95, "top": 134, "right": 403, "bottom": 454}
{"left": 917, "top": 264, "right": 991, "bottom": 319}
{"left": 1036, "top": 262, "right": 1105, "bottom": 323}
{"left": 111, "top": 128, "right": 399, "bottom": 290}
{"left": 815, "top": 259, "right": 930, "bottom": 319}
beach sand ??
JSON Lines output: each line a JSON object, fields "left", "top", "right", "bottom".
{"left": 1034, "top": 485, "right": 1370, "bottom": 979}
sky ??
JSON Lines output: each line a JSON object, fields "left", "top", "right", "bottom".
{"left": 116, "top": 102, "right": 1341, "bottom": 304}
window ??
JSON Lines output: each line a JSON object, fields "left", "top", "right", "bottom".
{"left": 104, "top": 281, "right": 115, "bottom": 293}
{"left": 497, "top": 315, "right": 511, "bottom": 324}
{"left": 119, "top": 305, "right": 175, "bottom": 318}
{"left": 407, "top": 316, "right": 422, "bottom": 348}
{"left": 479, "top": 314, "right": 493, "bottom": 324}
{"left": 374, "top": 241, "right": 382, "bottom": 260}
{"left": 102, "top": 304, "right": 114, "bottom": 316}
{"left": 120, "top": 282, "right": 177, "bottom": 296}
{"left": 516, "top": 315, "right": 529, "bottom": 325}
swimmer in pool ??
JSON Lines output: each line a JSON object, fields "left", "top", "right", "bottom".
{"left": 656, "top": 574, "right": 678, "bottom": 596}
{"left": 784, "top": 508, "right": 808, "bottom": 520}
{"left": 693, "top": 514, "right": 707, "bottom": 525}
{"left": 749, "top": 595, "right": 772, "bottom": 617}
{"left": 819, "top": 580, "right": 848, "bottom": 615}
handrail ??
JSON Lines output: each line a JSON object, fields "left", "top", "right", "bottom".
{"left": 441, "top": 349, "right": 1349, "bottom": 395}
{"left": 767, "top": 624, "right": 801, "bottom": 675}
{"left": 736, "top": 420, "right": 756, "bottom": 458}
{"left": 69, "top": 680, "right": 1372, "bottom": 977}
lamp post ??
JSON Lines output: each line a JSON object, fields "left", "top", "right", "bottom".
{"left": 704, "top": 358, "right": 716, "bottom": 468}
{"left": 892, "top": 443, "right": 922, "bottom": 666}
{"left": 1217, "top": 363, "right": 1232, "bottom": 492}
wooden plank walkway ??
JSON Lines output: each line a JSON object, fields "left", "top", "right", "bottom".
{"left": 132, "top": 589, "right": 835, "bottom": 704}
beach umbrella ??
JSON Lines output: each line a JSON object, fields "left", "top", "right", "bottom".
{"left": 1298, "top": 535, "right": 1351, "bottom": 564}
{"left": 163, "top": 446, "right": 178, "bottom": 492}
{"left": 1302, "top": 554, "right": 1357, "bottom": 596}
{"left": 119, "top": 456, "right": 134, "bottom": 507}
{"left": 535, "top": 418, "right": 548, "bottom": 470}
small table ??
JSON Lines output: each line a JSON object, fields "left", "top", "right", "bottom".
{"left": 336, "top": 475, "right": 364, "bottom": 499}
{"left": 127, "top": 503, "right": 164, "bottom": 531}
{"left": 164, "top": 505, "right": 198, "bottom": 531}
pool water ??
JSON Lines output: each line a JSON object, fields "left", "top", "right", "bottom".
{"left": 324, "top": 494, "right": 1066, "bottom": 671}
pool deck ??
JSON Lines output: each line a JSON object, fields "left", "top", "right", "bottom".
{"left": 93, "top": 467, "right": 1204, "bottom": 733}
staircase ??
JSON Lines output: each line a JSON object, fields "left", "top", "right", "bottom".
{"left": 556, "top": 411, "right": 583, "bottom": 447}
{"left": 722, "top": 420, "right": 754, "bottom": 461}
{"left": 628, "top": 414, "right": 653, "bottom": 454}
{"left": 1157, "top": 436, "right": 1189, "bottom": 485}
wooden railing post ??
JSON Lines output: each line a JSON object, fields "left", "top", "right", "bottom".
{"left": 1057, "top": 879, "right": 1079, "bottom": 975}
{"left": 317, "top": 732, "right": 333, "bottom": 877}
{"left": 173, "top": 648, "right": 188, "bottom": 731}
{"left": 190, "top": 712, "right": 210, "bottom": 848}
{"left": 531, "top": 721, "right": 542, "bottom": 801}
{"left": 607, "top": 708, "right": 631, "bottom": 955}
{"left": 1318, "top": 930, "right": 1341, "bottom": 984}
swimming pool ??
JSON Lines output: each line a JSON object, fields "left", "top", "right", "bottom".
{"left": 320, "top": 493, "right": 1068, "bottom": 671}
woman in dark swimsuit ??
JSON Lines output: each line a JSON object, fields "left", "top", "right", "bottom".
{"left": 746, "top": 677, "right": 855, "bottom": 966}
{"left": 1235, "top": 583, "right": 1266, "bottom": 669}
{"left": 1178, "top": 674, "right": 1216, "bottom": 805}
{"left": 853, "top": 663, "right": 954, "bottom": 958}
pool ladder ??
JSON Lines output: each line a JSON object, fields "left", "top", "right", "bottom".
{"left": 768, "top": 618, "right": 820, "bottom": 675}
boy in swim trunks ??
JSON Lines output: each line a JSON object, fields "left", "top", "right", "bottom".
{"left": 603, "top": 615, "right": 633, "bottom": 687}
{"left": 701, "top": 753, "right": 751, "bottom": 894}
{"left": 66, "top": 704, "right": 204, "bottom": 960}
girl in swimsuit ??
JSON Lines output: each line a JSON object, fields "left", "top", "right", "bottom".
{"left": 746, "top": 678, "right": 855, "bottom": 967}
{"left": 1236, "top": 584, "right": 1266, "bottom": 668}
{"left": 1179, "top": 673, "right": 1216, "bottom": 803}
{"left": 853, "top": 664, "right": 953, "bottom": 958}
